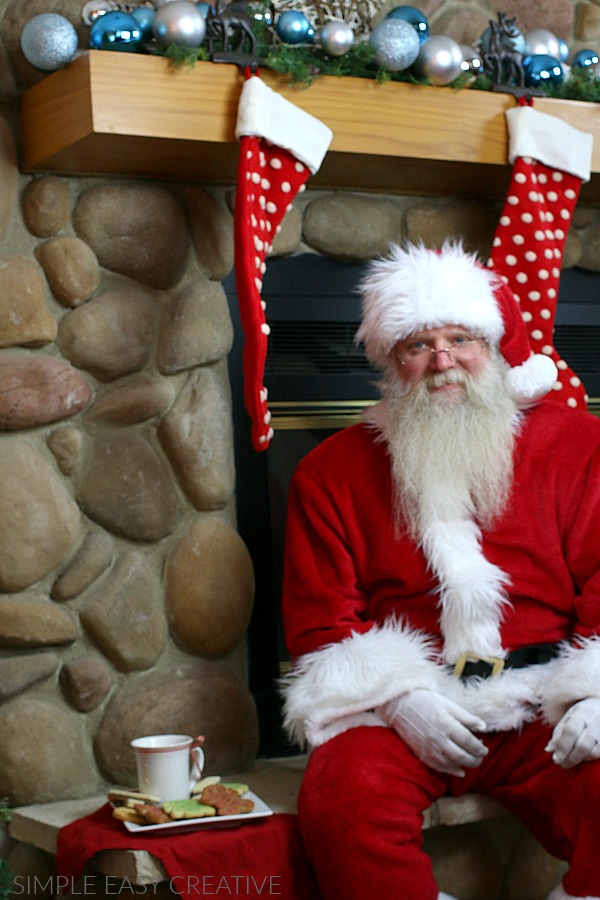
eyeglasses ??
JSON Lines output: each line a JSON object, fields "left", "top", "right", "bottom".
{"left": 396, "top": 336, "right": 486, "bottom": 367}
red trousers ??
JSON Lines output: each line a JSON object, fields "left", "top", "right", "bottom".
{"left": 298, "top": 723, "right": 600, "bottom": 899}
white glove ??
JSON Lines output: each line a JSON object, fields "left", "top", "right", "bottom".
{"left": 376, "top": 688, "right": 488, "bottom": 777}
{"left": 545, "top": 697, "right": 600, "bottom": 769}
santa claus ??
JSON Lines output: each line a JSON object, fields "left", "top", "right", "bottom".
{"left": 281, "top": 231, "right": 600, "bottom": 899}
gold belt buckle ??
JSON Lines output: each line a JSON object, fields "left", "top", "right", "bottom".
{"left": 453, "top": 652, "right": 506, "bottom": 679}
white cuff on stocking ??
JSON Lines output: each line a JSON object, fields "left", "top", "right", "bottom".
{"left": 235, "top": 75, "right": 333, "bottom": 174}
{"left": 506, "top": 105, "right": 593, "bottom": 182}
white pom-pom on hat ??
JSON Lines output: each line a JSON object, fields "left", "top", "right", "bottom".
{"left": 355, "top": 241, "right": 557, "bottom": 404}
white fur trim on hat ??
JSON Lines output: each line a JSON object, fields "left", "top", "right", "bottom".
{"left": 505, "top": 352, "right": 558, "bottom": 404}
{"left": 356, "top": 242, "right": 504, "bottom": 370}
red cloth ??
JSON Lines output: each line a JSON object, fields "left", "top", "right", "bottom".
{"left": 56, "top": 803, "right": 320, "bottom": 899}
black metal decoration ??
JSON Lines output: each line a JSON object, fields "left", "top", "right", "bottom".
{"left": 482, "top": 12, "right": 544, "bottom": 98}
{"left": 205, "top": 0, "right": 264, "bottom": 71}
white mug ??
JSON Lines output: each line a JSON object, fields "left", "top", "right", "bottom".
{"left": 130, "top": 734, "right": 205, "bottom": 801}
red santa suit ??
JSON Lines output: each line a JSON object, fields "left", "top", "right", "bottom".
{"left": 282, "top": 406, "right": 600, "bottom": 900}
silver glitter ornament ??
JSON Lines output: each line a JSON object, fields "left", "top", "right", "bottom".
{"left": 153, "top": 0, "right": 206, "bottom": 47}
{"left": 319, "top": 21, "right": 354, "bottom": 57}
{"left": 369, "top": 18, "right": 420, "bottom": 71}
{"left": 413, "top": 34, "right": 463, "bottom": 85}
{"left": 21, "top": 13, "right": 79, "bottom": 72}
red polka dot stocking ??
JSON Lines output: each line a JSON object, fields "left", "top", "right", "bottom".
{"left": 488, "top": 103, "right": 593, "bottom": 410}
{"left": 234, "top": 74, "right": 332, "bottom": 450}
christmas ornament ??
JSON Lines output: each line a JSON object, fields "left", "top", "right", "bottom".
{"left": 558, "top": 38, "right": 570, "bottom": 63}
{"left": 81, "top": 1, "right": 113, "bottom": 26}
{"left": 196, "top": 2, "right": 211, "bottom": 15}
{"left": 488, "top": 101, "right": 593, "bottom": 410}
{"left": 234, "top": 74, "right": 332, "bottom": 449}
{"left": 319, "top": 20, "right": 354, "bottom": 56}
{"left": 369, "top": 19, "right": 420, "bottom": 72}
{"left": 230, "top": 0, "right": 274, "bottom": 27}
{"left": 460, "top": 44, "right": 483, "bottom": 76}
{"left": 275, "top": 10, "right": 314, "bottom": 44}
{"left": 525, "top": 28, "right": 562, "bottom": 60}
{"left": 21, "top": 13, "right": 78, "bottom": 71}
{"left": 522, "top": 54, "right": 563, "bottom": 88}
{"left": 413, "top": 35, "right": 463, "bottom": 86}
{"left": 89, "top": 10, "right": 144, "bottom": 51}
{"left": 131, "top": 6, "right": 156, "bottom": 41}
{"left": 153, "top": 0, "right": 206, "bottom": 47}
{"left": 385, "top": 4, "right": 428, "bottom": 43}
{"left": 572, "top": 48, "right": 599, "bottom": 69}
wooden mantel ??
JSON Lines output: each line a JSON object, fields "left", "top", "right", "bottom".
{"left": 19, "top": 49, "right": 600, "bottom": 202}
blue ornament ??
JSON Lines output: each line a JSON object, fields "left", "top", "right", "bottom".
{"left": 572, "top": 48, "right": 599, "bottom": 69}
{"left": 131, "top": 7, "right": 156, "bottom": 42}
{"left": 369, "top": 19, "right": 420, "bottom": 72}
{"left": 275, "top": 10, "right": 314, "bottom": 44}
{"left": 522, "top": 53, "right": 564, "bottom": 87}
{"left": 21, "top": 13, "right": 78, "bottom": 71}
{"left": 196, "top": 2, "right": 212, "bottom": 16}
{"left": 558, "top": 39, "right": 570, "bottom": 63}
{"left": 89, "top": 10, "right": 144, "bottom": 52}
{"left": 385, "top": 5, "right": 429, "bottom": 43}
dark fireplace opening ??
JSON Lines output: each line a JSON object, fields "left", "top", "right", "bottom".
{"left": 225, "top": 255, "right": 600, "bottom": 758}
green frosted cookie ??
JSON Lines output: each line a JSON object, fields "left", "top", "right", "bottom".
{"left": 163, "top": 800, "right": 216, "bottom": 819}
{"left": 221, "top": 783, "right": 250, "bottom": 796}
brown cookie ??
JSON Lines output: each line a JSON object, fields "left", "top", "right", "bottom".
{"left": 200, "top": 783, "right": 254, "bottom": 815}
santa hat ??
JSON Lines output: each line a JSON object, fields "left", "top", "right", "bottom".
{"left": 356, "top": 241, "right": 558, "bottom": 404}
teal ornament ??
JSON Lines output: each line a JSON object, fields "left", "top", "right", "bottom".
{"left": 558, "top": 39, "right": 570, "bottom": 63}
{"left": 522, "top": 53, "right": 563, "bottom": 87}
{"left": 572, "top": 48, "right": 599, "bottom": 69}
{"left": 319, "top": 21, "right": 354, "bottom": 56}
{"left": 153, "top": 0, "right": 206, "bottom": 48}
{"left": 369, "top": 19, "right": 420, "bottom": 72}
{"left": 275, "top": 10, "right": 314, "bottom": 43}
{"left": 131, "top": 7, "right": 156, "bottom": 41}
{"left": 385, "top": 5, "right": 428, "bottom": 43}
{"left": 413, "top": 35, "right": 463, "bottom": 85}
{"left": 196, "top": 2, "right": 212, "bottom": 15}
{"left": 21, "top": 13, "right": 78, "bottom": 71}
{"left": 89, "top": 10, "right": 144, "bottom": 51}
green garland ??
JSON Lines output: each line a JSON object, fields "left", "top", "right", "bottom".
{"left": 154, "top": 19, "right": 600, "bottom": 101}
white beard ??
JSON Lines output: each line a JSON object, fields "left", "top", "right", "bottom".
{"left": 375, "top": 355, "right": 524, "bottom": 661}
{"left": 381, "top": 356, "right": 522, "bottom": 541}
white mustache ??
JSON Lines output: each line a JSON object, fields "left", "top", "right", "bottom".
{"left": 428, "top": 369, "right": 467, "bottom": 388}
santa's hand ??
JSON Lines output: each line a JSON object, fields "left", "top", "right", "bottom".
{"left": 376, "top": 689, "right": 488, "bottom": 777}
{"left": 546, "top": 698, "right": 600, "bottom": 769}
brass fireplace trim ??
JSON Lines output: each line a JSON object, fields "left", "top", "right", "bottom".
{"left": 270, "top": 398, "right": 600, "bottom": 430}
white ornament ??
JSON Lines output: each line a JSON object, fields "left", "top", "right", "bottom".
{"left": 320, "top": 21, "right": 354, "bottom": 56}
{"left": 21, "top": 13, "right": 78, "bottom": 72}
{"left": 369, "top": 19, "right": 420, "bottom": 71}
{"left": 413, "top": 35, "right": 463, "bottom": 85}
{"left": 525, "top": 28, "right": 562, "bottom": 60}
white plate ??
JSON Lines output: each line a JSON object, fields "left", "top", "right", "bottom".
{"left": 122, "top": 791, "right": 273, "bottom": 834}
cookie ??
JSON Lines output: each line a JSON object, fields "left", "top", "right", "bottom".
{"left": 200, "top": 784, "right": 255, "bottom": 815}
{"left": 162, "top": 799, "right": 216, "bottom": 820}
{"left": 112, "top": 806, "right": 146, "bottom": 825}
{"left": 191, "top": 775, "right": 221, "bottom": 795}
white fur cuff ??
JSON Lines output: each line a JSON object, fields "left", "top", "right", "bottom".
{"left": 540, "top": 637, "right": 600, "bottom": 725}
{"left": 281, "top": 620, "right": 444, "bottom": 747}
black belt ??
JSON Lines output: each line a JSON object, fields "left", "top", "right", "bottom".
{"left": 451, "top": 642, "right": 562, "bottom": 681}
